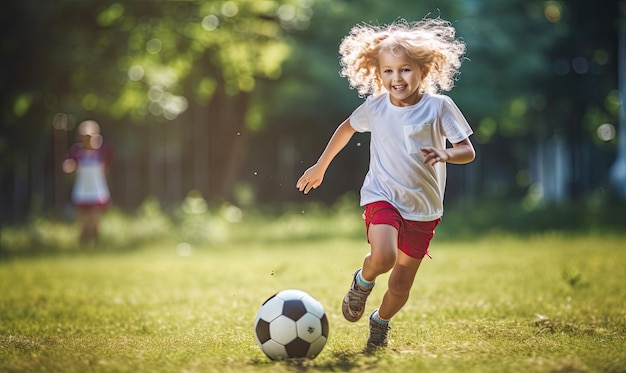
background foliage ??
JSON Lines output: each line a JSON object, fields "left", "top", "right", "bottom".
{"left": 0, "top": 0, "right": 623, "bottom": 225}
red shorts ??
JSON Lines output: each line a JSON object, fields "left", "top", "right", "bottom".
{"left": 75, "top": 202, "right": 109, "bottom": 213}
{"left": 363, "top": 201, "right": 441, "bottom": 260}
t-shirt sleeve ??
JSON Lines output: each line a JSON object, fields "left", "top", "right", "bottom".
{"left": 440, "top": 95, "right": 473, "bottom": 144}
{"left": 349, "top": 98, "right": 371, "bottom": 133}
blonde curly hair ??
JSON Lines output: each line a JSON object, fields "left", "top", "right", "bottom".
{"left": 339, "top": 17, "right": 466, "bottom": 97}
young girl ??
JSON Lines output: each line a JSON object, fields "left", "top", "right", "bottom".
{"left": 63, "top": 120, "right": 112, "bottom": 245}
{"left": 296, "top": 17, "right": 475, "bottom": 350}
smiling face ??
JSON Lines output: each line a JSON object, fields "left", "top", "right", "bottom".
{"left": 378, "top": 48, "right": 428, "bottom": 107}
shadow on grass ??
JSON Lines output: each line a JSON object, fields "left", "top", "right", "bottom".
{"left": 248, "top": 349, "right": 381, "bottom": 372}
{"left": 317, "top": 349, "right": 381, "bottom": 371}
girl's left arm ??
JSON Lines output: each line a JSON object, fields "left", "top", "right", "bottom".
{"left": 420, "top": 137, "right": 475, "bottom": 166}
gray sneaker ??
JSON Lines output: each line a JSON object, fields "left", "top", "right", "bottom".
{"left": 342, "top": 269, "right": 374, "bottom": 322}
{"left": 366, "top": 312, "right": 391, "bottom": 350}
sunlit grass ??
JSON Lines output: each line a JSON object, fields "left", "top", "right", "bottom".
{"left": 1, "top": 231, "right": 625, "bottom": 372}
{"left": 0, "top": 195, "right": 365, "bottom": 255}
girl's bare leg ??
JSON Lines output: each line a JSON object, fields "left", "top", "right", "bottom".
{"left": 378, "top": 251, "right": 422, "bottom": 320}
{"left": 79, "top": 207, "right": 102, "bottom": 244}
{"left": 361, "top": 223, "right": 398, "bottom": 282}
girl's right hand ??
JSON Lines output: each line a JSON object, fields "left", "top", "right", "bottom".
{"left": 296, "top": 164, "right": 325, "bottom": 194}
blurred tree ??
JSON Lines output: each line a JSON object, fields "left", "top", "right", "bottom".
{"left": 537, "top": 0, "right": 619, "bottom": 198}
{"left": 456, "top": 0, "right": 618, "bottom": 201}
{"left": 450, "top": 0, "right": 564, "bottom": 200}
{"left": 0, "top": 0, "right": 620, "bottom": 225}
{"left": 0, "top": 0, "right": 311, "bottom": 221}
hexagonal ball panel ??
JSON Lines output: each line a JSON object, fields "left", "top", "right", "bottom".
{"left": 269, "top": 315, "right": 297, "bottom": 345}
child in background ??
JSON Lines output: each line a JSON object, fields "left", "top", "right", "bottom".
{"left": 296, "top": 17, "right": 475, "bottom": 350}
{"left": 63, "top": 120, "right": 112, "bottom": 245}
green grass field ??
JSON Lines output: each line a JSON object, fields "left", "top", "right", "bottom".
{"left": 1, "top": 229, "right": 625, "bottom": 372}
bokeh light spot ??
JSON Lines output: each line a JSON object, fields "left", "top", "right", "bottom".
{"left": 224, "top": 205, "right": 242, "bottom": 223}
{"left": 13, "top": 94, "right": 33, "bottom": 117}
{"left": 128, "top": 65, "right": 145, "bottom": 81}
{"left": 176, "top": 242, "right": 192, "bottom": 257}
{"left": 146, "top": 38, "right": 162, "bottom": 54}
{"left": 202, "top": 15, "right": 219, "bottom": 31}
{"left": 277, "top": 5, "right": 296, "bottom": 21}
{"left": 82, "top": 94, "right": 99, "bottom": 111}
{"left": 148, "top": 85, "right": 164, "bottom": 102}
{"left": 97, "top": 3, "right": 124, "bottom": 27}
{"left": 593, "top": 49, "right": 609, "bottom": 65}
{"left": 544, "top": 2, "right": 562, "bottom": 23}
{"left": 597, "top": 123, "right": 615, "bottom": 142}
{"left": 221, "top": 1, "right": 238, "bottom": 17}
{"left": 52, "top": 112, "right": 69, "bottom": 130}
{"left": 605, "top": 90, "right": 621, "bottom": 115}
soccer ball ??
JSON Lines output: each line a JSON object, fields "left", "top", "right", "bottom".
{"left": 254, "top": 289, "right": 329, "bottom": 360}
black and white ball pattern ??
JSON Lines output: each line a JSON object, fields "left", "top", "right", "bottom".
{"left": 254, "top": 289, "right": 329, "bottom": 360}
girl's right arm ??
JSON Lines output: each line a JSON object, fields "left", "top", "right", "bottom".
{"left": 296, "top": 118, "right": 356, "bottom": 194}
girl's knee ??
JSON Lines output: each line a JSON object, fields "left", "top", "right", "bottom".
{"left": 368, "top": 250, "right": 396, "bottom": 272}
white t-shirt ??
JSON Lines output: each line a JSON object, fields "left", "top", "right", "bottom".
{"left": 349, "top": 92, "right": 473, "bottom": 221}
{"left": 69, "top": 144, "right": 111, "bottom": 206}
